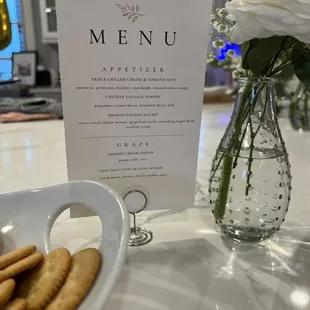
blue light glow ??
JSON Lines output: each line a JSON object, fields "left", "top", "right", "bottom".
{"left": 0, "top": 24, "right": 21, "bottom": 58}
{"left": 216, "top": 42, "right": 241, "bottom": 61}
{"left": 0, "top": 0, "right": 23, "bottom": 80}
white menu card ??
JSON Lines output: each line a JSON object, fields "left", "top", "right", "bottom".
{"left": 56, "top": 0, "right": 211, "bottom": 212}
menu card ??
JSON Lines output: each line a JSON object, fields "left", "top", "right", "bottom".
{"left": 56, "top": 0, "right": 211, "bottom": 212}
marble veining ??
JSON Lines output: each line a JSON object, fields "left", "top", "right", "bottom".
{"left": 1, "top": 104, "right": 310, "bottom": 310}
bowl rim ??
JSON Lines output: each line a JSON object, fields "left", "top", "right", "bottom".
{"left": 0, "top": 180, "right": 130, "bottom": 309}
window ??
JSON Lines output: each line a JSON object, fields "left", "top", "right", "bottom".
{"left": 0, "top": 0, "right": 25, "bottom": 81}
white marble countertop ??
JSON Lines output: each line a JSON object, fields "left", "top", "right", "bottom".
{"left": 1, "top": 104, "right": 310, "bottom": 310}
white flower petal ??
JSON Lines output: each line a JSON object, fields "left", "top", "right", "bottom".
{"left": 225, "top": 0, "right": 310, "bottom": 43}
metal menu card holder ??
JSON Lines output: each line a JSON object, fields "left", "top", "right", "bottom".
{"left": 123, "top": 187, "right": 153, "bottom": 247}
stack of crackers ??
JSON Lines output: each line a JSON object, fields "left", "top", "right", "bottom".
{"left": 0, "top": 246, "right": 101, "bottom": 310}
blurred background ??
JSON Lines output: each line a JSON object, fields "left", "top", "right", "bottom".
{"left": 0, "top": 0, "right": 302, "bottom": 121}
{"left": 0, "top": 0, "right": 231, "bottom": 100}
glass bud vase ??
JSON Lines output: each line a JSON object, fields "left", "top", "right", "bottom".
{"left": 209, "top": 78, "right": 292, "bottom": 242}
{"left": 289, "top": 83, "right": 310, "bottom": 131}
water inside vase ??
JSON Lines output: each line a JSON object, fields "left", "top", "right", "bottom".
{"left": 210, "top": 149, "right": 291, "bottom": 242}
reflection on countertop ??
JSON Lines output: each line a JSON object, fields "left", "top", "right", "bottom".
{"left": 1, "top": 104, "right": 310, "bottom": 310}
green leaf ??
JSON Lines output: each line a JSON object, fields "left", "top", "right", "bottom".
{"left": 283, "top": 36, "right": 296, "bottom": 50}
{"left": 292, "top": 43, "right": 310, "bottom": 87}
{"left": 240, "top": 39, "right": 260, "bottom": 69}
{"left": 244, "top": 36, "right": 289, "bottom": 76}
{"left": 241, "top": 42, "right": 251, "bottom": 69}
{"left": 275, "top": 65, "right": 295, "bottom": 81}
{"left": 241, "top": 39, "right": 260, "bottom": 70}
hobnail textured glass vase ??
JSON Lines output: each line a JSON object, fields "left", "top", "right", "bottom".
{"left": 209, "top": 78, "right": 292, "bottom": 242}
{"left": 289, "top": 83, "right": 310, "bottom": 131}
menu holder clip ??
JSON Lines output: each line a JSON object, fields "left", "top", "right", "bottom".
{"left": 123, "top": 188, "right": 153, "bottom": 247}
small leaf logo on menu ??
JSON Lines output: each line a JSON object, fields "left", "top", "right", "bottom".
{"left": 116, "top": 4, "right": 145, "bottom": 23}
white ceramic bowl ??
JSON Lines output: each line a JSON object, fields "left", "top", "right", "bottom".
{"left": 0, "top": 180, "right": 130, "bottom": 309}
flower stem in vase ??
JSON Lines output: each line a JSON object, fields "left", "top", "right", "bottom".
{"left": 210, "top": 77, "right": 292, "bottom": 241}
{"left": 211, "top": 82, "right": 254, "bottom": 221}
{"left": 211, "top": 81, "right": 267, "bottom": 221}
{"left": 213, "top": 155, "right": 233, "bottom": 220}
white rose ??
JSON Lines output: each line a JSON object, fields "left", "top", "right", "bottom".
{"left": 226, "top": 0, "right": 310, "bottom": 44}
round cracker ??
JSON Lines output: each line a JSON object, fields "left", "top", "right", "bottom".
{"left": 16, "top": 248, "right": 71, "bottom": 310}
{"left": 3, "top": 298, "right": 26, "bottom": 310}
{"left": 0, "top": 253, "right": 43, "bottom": 283}
{"left": 0, "top": 246, "right": 36, "bottom": 270}
{"left": 45, "top": 248, "right": 101, "bottom": 310}
{"left": 0, "top": 279, "right": 16, "bottom": 308}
